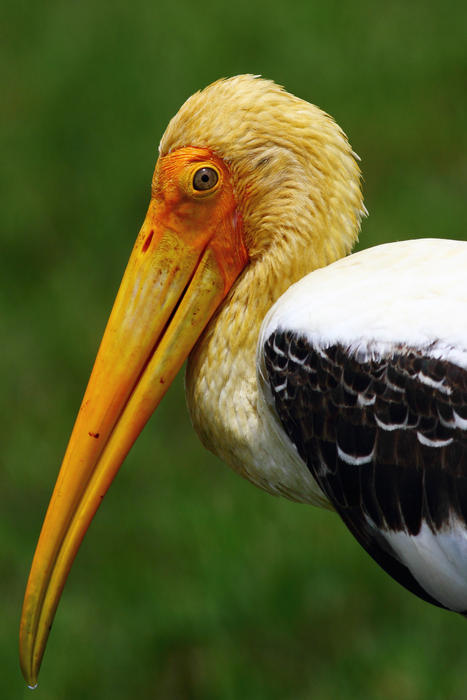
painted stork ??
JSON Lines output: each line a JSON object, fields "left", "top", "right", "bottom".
{"left": 20, "top": 75, "right": 467, "bottom": 687}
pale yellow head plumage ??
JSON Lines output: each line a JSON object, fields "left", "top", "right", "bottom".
{"left": 161, "top": 75, "right": 364, "bottom": 262}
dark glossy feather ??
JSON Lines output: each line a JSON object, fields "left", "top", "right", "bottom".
{"left": 264, "top": 331, "right": 467, "bottom": 611}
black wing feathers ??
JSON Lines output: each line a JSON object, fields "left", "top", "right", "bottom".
{"left": 264, "top": 331, "right": 467, "bottom": 609}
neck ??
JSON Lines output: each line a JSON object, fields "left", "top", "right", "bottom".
{"left": 185, "top": 204, "right": 359, "bottom": 502}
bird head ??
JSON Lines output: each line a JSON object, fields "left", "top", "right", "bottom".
{"left": 19, "top": 75, "right": 363, "bottom": 687}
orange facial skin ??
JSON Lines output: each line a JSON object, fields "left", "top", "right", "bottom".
{"left": 150, "top": 147, "right": 247, "bottom": 292}
{"left": 19, "top": 147, "right": 248, "bottom": 688}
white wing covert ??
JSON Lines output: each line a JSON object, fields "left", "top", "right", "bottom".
{"left": 260, "top": 239, "right": 467, "bottom": 611}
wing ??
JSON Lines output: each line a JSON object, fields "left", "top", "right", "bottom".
{"left": 264, "top": 330, "right": 467, "bottom": 612}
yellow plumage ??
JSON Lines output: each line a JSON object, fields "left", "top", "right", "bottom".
{"left": 169, "top": 76, "right": 364, "bottom": 500}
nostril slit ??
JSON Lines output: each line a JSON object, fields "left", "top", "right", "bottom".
{"left": 142, "top": 230, "right": 154, "bottom": 252}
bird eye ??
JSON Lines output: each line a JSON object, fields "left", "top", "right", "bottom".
{"left": 192, "top": 167, "right": 219, "bottom": 191}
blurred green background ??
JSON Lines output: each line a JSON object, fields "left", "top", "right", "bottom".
{"left": 2, "top": 0, "right": 467, "bottom": 698}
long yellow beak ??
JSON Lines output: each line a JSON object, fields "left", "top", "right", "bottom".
{"left": 19, "top": 147, "right": 247, "bottom": 687}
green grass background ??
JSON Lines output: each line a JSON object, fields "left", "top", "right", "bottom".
{"left": 2, "top": 1, "right": 467, "bottom": 698}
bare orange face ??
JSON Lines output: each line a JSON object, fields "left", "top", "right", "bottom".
{"left": 149, "top": 147, "right": 247, "bottom": 292}
{"left": 19, "top": 147, "right": 248, "bottom": 687}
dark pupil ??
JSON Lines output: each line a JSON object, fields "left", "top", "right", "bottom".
{"left": 193, "top": 167, "right": 218, "bottom": 191}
